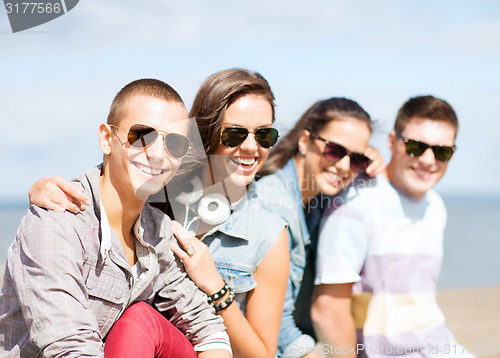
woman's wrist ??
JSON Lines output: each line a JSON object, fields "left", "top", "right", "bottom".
{"left": 204, "top": 279, "right": 235, "bottom": 312}
{"left": 203, "top": 276, "right": 226, "bottom": 296}
{"left": 212, "top": 288, "right": 234, "bottom": 312}
{"left": 206, "top": 280, "right": 230, "bottom": 303}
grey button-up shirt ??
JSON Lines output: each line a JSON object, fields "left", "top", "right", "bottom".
{"left": 0, "top": 166, "right": 226, "bottom": 357}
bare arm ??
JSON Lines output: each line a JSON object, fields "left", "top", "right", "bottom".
{"left": 29, "top": 176, "right": 90, "bottom": 213}
{"left": 172, "top": 224, "right": 290, "bottom": 358}
{"left": 364, "top": 146, "right": 386, "bottom": 177}
{"left": 311, "top": 283, "right": 356, "bottom": 358}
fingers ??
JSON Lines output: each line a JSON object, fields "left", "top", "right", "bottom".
{"left": 28, "top": 176, "right": 91, "bottom": 214}
{"left": 54, "top": 176, "right": 91, "bottom": 210}
{"left": 170, "top": 241, "right": 191, "bottom": 262}
{"left": 37, "top": 198, "right": 66, "bottom": 213}
{"left": 364, "top": 146, "right": 387, "bottom": 177}
{"left": 171, "top": 221, "right": 194, "bottom": 249}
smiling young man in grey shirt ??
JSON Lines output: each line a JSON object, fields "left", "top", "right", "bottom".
{"left": 0, "top": 79, "right": 231, "bottom": 357}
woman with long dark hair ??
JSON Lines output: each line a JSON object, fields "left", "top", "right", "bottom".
{"left": 256, "top": 97, "right": 383, "bottom": 357}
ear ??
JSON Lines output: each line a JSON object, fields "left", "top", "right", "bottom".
{"left": 388, "top": 131, "right": 397, "bottom": 154}
{"left": 99, "top": 123, "right": 113, "bottom": 155}
{"left": 297, "top": 129, "right": 310, "bottom": 155}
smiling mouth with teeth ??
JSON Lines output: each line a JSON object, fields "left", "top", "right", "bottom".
{"left": 132, "top": 161, "right": 167, "bottom": 176}
{"left": 230, "top": 157, "right": 257, "bottom": 166}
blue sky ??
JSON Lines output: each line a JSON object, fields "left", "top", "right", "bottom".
{"left": 1, "top": 0, "right": 500, "bottom": 202}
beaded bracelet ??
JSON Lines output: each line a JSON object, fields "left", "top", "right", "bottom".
{"left": 212, "top": 287, "right": 235, "bottom": 312}
{"left": 207, "top": 281, "right": 230, "bottom": 303}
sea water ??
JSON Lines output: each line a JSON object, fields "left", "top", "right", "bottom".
{"left": 0, "top": 196, "right": 499, "bottom": 289}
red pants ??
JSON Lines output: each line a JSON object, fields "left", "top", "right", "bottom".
{"left": 104, "top": 302, "right": 197, "bottom": 358}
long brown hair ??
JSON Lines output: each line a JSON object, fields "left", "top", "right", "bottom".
{"left": 189, "top": 68, "right": 276, "bottom": 155}
{"left": 259, "top": 97, "right": 371, "bottom": 176}
{"left": 152, "top": 69, "right": 276, "bottom": 214}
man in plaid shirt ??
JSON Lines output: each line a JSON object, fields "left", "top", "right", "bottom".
{"left": 0, "top": 79, "right": 231, "bottom": 357}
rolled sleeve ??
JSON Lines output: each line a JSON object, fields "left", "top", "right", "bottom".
{"left": 153, "top": 244, "right": 226, "bottom": 345}
{"left": 10, "top": 207, "right": 104, "bottom": 357}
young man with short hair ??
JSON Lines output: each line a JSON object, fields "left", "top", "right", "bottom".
{"left": 0, "top": 79, "right": 231, "bottom": 357}
{"left": 312, "top": 96, "right": 473, "bottom": 357}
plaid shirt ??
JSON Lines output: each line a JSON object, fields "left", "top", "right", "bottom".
{"left": 0, "top": 166, "right": 226, "bottom": 357}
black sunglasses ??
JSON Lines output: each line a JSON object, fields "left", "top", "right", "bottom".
{"left": 395, "top": 132, "right": 455, "bottom": 162}
{"left": 110, "top": 124, "right": 190, "bottom": 159}
{"left": 308, "top": 131, "right": 372, "bottom": 172}
{"left": 220, "top": 126, "right": 279, "bottom": 148}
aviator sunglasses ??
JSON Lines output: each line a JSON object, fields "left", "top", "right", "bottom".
{"left": 220, "top": 126, "right": 279, "bottom": 148}
{"left": 110, "top": 123, "right": 190, "bottom": 159}
{"left": 395, "top": 132, "right": 455, "bottom": 162}
{"left": 308, "top": 131, "right": 372, "bottom": 172}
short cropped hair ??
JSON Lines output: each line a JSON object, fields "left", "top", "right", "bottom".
{"left": 394, "top": 95, "right": 458, "bottom": 134}
{"left": 107, "top": 79, "right": 184, "bottom": 126}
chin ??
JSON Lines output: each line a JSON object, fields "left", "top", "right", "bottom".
{"left": 316, "top": 181, "right": 340, "bottom": 197}
{"left": 131, "top": 174, "right": 169, "bottom": 201}
{"left": 226, "top": 172, "right": 254, "bottom": 188}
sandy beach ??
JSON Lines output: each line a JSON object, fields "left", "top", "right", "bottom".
{"left": 437, "top": 286, "right": 500, "bottom": 358}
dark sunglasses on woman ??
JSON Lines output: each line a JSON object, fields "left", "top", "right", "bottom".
{"left": 395, "top": 132, "right": 455, "bottom": 162}
{"left": 308, "top": 131, "right": 372, "bottom": 172}
{"left": 220, "top": 126, "right": 279, "bottom": 148}
{"left": 110, "top": 123, "right": 190, "bottom": 159}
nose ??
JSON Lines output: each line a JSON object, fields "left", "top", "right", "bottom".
{"left": 418, "top": 147, "right": 436, "bottom": 165}
{"left": 335, "top": 155, "right": 351, "bottom": 173}
{"left": 144, "top": 134, "right": 166, "bottom": 162}
{"left": 239, "top": 132, "right": 259, "bottom": 153}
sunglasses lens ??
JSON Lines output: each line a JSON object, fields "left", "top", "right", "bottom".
{"left": 350, "top": 153, "right": 372, "bottom": 172}
{"left": 433, "top": 146, "right": 455, "bottom": 161}
{"left": 221, "top": 127, "right": 249, "bottom": 148}
{"left": 165, "top": 133, "right": 190, "bottom": 159}
{"left": 405, "top": 140, "right": 428, "bottom": 157}
{"left": 255, "top": 128, "right": 279, "bottom": 148}
{"left": 323, "top": 142, "right": 347, "bottom": 162}
{"left": 128, "top": 125, "right": 158, "bottom": 148}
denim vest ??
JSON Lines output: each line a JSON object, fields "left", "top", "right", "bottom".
{"left": 203, "top": 182, "right": 286, "bottom": 313}
{"left": 255, "top": 159, "right": 324, "bottom": 357}
{"left": 171, "top": 178, "right": 287, "bottom": 314}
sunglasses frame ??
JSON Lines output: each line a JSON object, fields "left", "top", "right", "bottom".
{"left": 220, "top": 126, "right": 279, "bottom": 148}
{"left": 395, "top": 132, "right": 456, "bottom": 162}
{"left": 308, "top": 131, "right": 372, "bottom": 172}
{"left": 109, "top": 123, "right": 190, "bottom": 159}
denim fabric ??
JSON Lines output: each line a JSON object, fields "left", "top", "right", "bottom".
{"left": 173, "top": 180, "right": 287, "bottom": 315}
{"left": 255, "top": 159, "right": 317, "bottom": 357}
